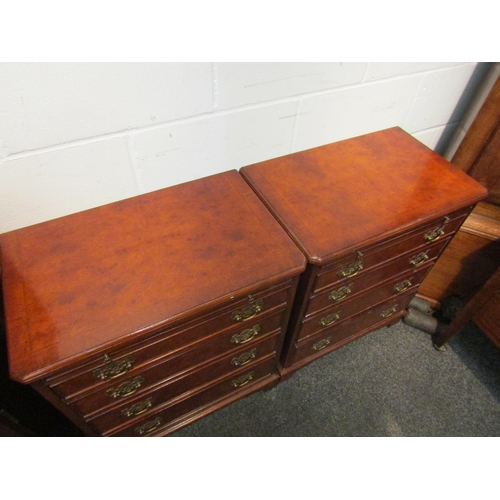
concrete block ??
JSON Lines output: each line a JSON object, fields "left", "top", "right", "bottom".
{"left": 365, "top": 62, "right": 461, "bottom": 81}
{"left": 403, "top": 64, "right": 478, "bottom": 132}
{"left": 215, "top": 62, "right": 367, "bottom": 110}
{"left": 411, "top": 128, "right": 440, "bottom": 149}
{"left": 0, "top": 63, "right": 213, "bottom": 155}
{"left": 293, "top": 75, "right": 421, "bottom": 152}
{"left": 129, "top": 101, "right": 298, "bottom": 192}
{"left": 0, "top": 138, "right": 138, "bottom": 232}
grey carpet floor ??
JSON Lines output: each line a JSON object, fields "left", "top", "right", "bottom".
{"left": 171, "top": 321, "right": 500, "bottom": 437}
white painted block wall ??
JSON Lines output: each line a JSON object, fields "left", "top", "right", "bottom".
{"left": 0, "top": 62, "right": 487, "bottom": 232}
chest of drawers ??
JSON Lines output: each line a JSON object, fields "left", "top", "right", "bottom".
{"left": 1, "top": 170, "right": 305, "bottom": 436}
{"left": 240, "top": 127, "right": 488, "bottom": 379}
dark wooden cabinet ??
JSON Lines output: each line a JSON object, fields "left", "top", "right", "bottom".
{"left": 1, "top": 171, "right": 305, "bottom": 436}
{"left": 240, "top": 127, "right": 487, "bottom": 379}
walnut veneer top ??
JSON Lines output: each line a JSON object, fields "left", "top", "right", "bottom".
{"left": 240, "top": 127, "right": 488, "bottom": 263}
{"left": 1, "top": 171, "right": 305, "bottom": 382}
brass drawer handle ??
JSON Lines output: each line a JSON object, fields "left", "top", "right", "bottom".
{"left": 394, "top": 278, "right": 413, "bottom": 293}
{"left": 338, "top": 251, "right": 364, "bottom": 278}
{"left": 380, "top": 305, "right": 398, "bottom": 318}
{"left": 231, "top": 296, "right": 264, "bottom": 322}
{"left": 135, "top": 416, "right": 162, "bottom": 435}
{"left": 107, "top": 376, "right": 145, "bottom": 399}
{"left": 319, "top": 311, "right": 341, "bottom": 327}
{"left": 424, "top": 216, "right": 450, "bottom": 243}
{"left": 231, "top": 348, "right": 257, "bottom": 367}
{"left": 231, "top": 371, "right": 254, "bottom": 388}
{"left": 409, "top": 251, "right": 429, "bottom": 268}
{"left": 121, "top": 397, "right": 154, "bottom": 418}
{"left": 328, "top": 284, "right": 353, "bottom": 303}
{"left": 230, "top": 324, "right": 261, "bottom": 345}
{"left": 93, "top": 354, "right": 135, "bottom": 381}
{"left": 312, "top": 337, "right": 331, "bottom": 351}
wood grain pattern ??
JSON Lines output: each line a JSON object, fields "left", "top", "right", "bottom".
{"left": 1, "top": 170, "right": 305, "bottom": 383}
{"left": 241, "top": 127, "right": 488, "bottom": 377}
{"left": 241, "top": 127, "right": 487, "bottom": 264}
{"left": 463, "top": 202, "right": 500, "bottom": 239}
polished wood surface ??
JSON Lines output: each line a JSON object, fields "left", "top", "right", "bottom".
{"left": 2, "top": 170, "right": 306, "bottom": 436}
{"left": 241, "top": 127, "right": 488, "bottom": 378}
{"left": 240, "top": 127, "right": 487, "bottom": 264}
{"left": 464, "top": 202, "right": 500, "bottom": 238}
{"left": 1, "top": 170, "right": 305, "bottom": 383}
{"left": 109, "top": 359, "right": 279, "bottom": 437}
{"left": 289, "top": 291, "right": 415, "bottom": 367}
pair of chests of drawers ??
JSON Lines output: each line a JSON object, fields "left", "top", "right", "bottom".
{"left": 43, "top": 280, "right": 295, "bottom": 437}
{"left": 281, "top": 207, "right": 471, "bottom": 370}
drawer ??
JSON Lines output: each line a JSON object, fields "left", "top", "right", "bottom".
{"left": 107, "top": 356, "right": 277, "bottom": 436}
{"left": 87, "top": 333, "right": 280, "bottom": 434}
{"left": 288, "top": 292, "right": 415, "bottom": 367}
{"left": 47, "top": 281, "right": 292, "bottom": 399}
{"left": 313, "top": 211, "right": 468, "bottom": 293}
{"left": 306, "top": 252, "right": 436, "bottom": 317}
{"left": 299, "top": 265, "right": 432, "bottom": 340}
{"left": 314, "top": 235, "right": 451, "bottom": 294}
{"left": 65, "top": 310, "right": 284, "bottom": 416}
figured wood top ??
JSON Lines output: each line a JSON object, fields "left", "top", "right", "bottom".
{"left": 1, "top": 170, "right": 305, "bottom": 382}
{"left": 240, "top": 127, "right": 488, "bottom": 263}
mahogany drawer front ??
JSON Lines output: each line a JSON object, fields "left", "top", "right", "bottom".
{"left": 87, "top": 334, "right": 280, "bottom": 433}
{"left": 300, "top": 266, "right": 431, "bottom": 340}
{"left": 63, "top": 310, "right": 284, "bottom": 415}
{"left": 306, "top": 253, "right": 436, "bottom": 317}
{"left": 313, "top": 235, "right": 451, "bottom": 294}
{"left": 288, "top": 292, "right": 415, "bottom": 367}
{"left": 47, "top": 283, "right": 292, "bottom": 399}
{"left": 313, "top": 212, "right": 467, "bottom": 293}
{"left": 107, "top": 356, "right": 277, "bottom": 436}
